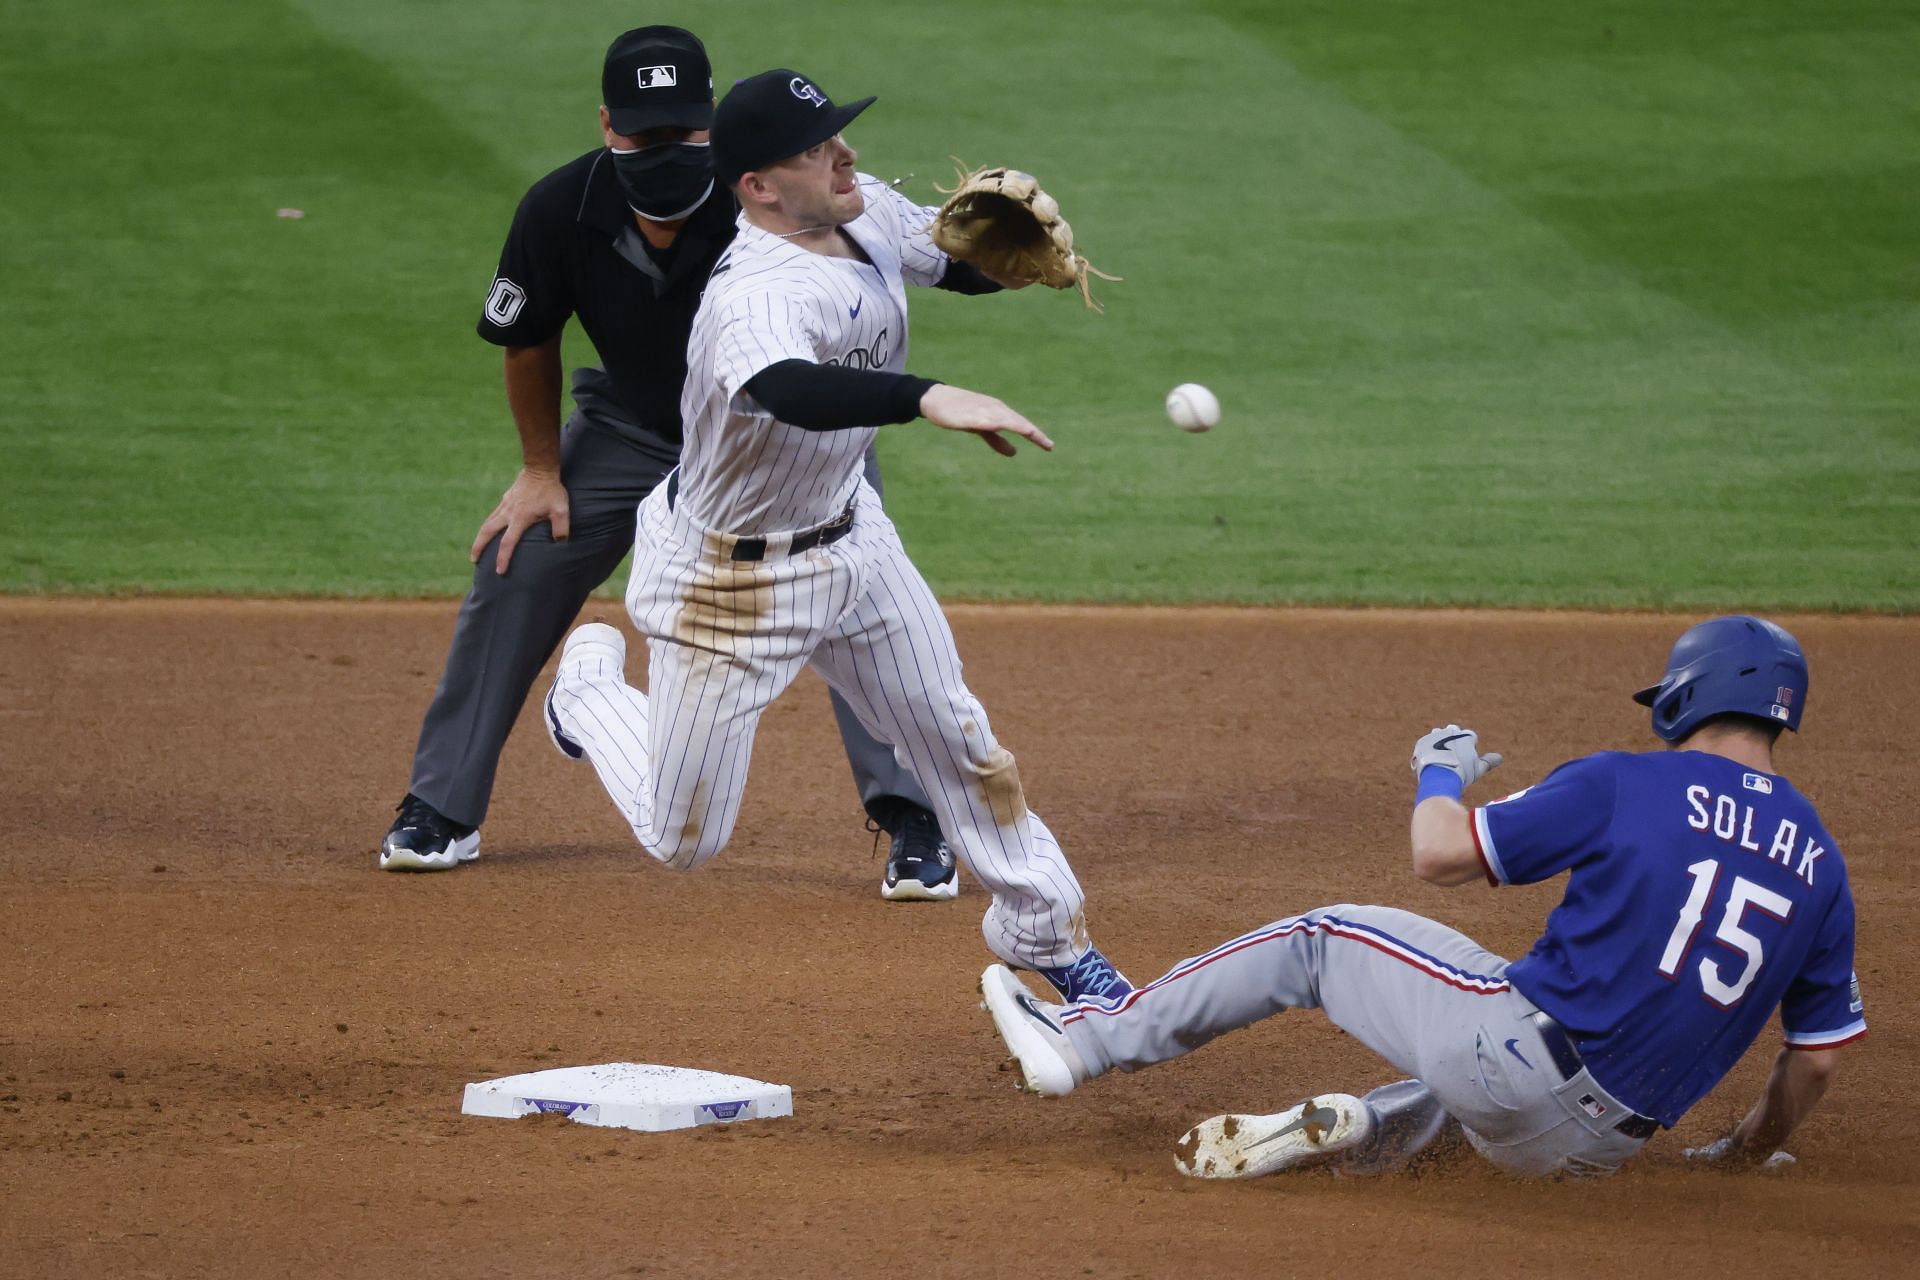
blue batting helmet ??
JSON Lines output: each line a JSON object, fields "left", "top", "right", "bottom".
{"left": 1633, "top": 615, "right": 1808, "bottom": 743}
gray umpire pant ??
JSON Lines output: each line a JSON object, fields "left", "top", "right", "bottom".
{"left": 1059, "top": 905, "right": 1653, "bottom": 1177}
{"left": 406, "top": 369, "right": 935, "bottom": 830}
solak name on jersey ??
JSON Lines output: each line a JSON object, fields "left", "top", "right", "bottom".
{"left": 1684, "top": 781, "right": 1826, "bottom": 887}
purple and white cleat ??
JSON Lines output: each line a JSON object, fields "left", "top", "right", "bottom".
{"left": 1037, "top": 945, "right": 1133, "bottom": 1005}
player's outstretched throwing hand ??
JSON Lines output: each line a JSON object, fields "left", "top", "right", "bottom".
{"left": 920, "top": 384, "right": 1054, "bottom": 456}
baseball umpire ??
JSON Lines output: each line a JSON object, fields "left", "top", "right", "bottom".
{"left": 379, "top": 26, "right": 960, "bottom": 901}
{"left": 983, "top": 615, "right": 1865, "bottom": 1178}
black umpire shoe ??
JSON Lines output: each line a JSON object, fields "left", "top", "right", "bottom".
{"left": 379, "top": 793, "right": 480, "bottom": 873}
{"left": 880, "top": 806, "right": 958, "bottom": 902}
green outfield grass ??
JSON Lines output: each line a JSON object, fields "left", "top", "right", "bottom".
{"left": 3, "top": 0, "right": 1915, "bottom": 607}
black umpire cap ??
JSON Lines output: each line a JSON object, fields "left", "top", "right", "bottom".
{"left": 712, "top": 69, "right": 875, "bottom": 185}
{"left": 602, "top": 26, "right": 714, "bottom": 134}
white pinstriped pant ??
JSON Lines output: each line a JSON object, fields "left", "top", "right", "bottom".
{"left": 547, "top": 477, "right": 1091, "bottom": 970}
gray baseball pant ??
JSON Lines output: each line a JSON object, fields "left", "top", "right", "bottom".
{"left": 406, "top": 375, "right": 933, "bottom": 830}
{"left": 1059, "top": 905, "right": 1652, "bottom": 1177}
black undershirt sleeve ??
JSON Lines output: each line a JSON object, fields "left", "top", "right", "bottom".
{"left": 934, "top": 260, "right": 1003, "bottom": 295}
{"left": 743, "top": 359, "right": 940, "bottom": 431}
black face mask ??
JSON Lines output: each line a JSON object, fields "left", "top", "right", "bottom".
{"left": 609, "top": 141, "right": 715, "bottom": 222}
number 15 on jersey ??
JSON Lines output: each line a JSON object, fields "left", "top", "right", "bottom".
{"left": 1658, "top": 859, "right": 1793, "bottom": 1007}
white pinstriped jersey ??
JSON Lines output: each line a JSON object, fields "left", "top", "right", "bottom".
{"left": 549, "top": 175, "right": 1098, "bottom": 974}
{"left": 675, "top": 175, "right": 948, "bottom": 535}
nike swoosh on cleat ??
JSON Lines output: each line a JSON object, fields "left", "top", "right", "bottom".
{"left": 1504, "top": 1038, "right": 1534, "bottom": 1069}
{"left": 1245, "top": 1103, "right": 1339, "bottom": 1149}
{"left": 1014, "top": 993, "right": 1060, "bottom": 1033}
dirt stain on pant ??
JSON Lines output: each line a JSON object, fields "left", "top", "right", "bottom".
{"left": 665, "top": 556, "right": 767, "bottom": 866}
{"left": 974, "top": 748, "right": 1026, "bottom": 827}
{"left": 673, "top": 563, "right": 775, "bottom": 654}
{"left": 673, "top": 777, "right": 710, "bottom": 865}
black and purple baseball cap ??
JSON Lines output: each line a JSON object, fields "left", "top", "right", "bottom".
{"left": 711, "top": 69, "right": 874, "bottom": 184}
{"left": 602, "top": 26, "right": 715, "bottom": 135}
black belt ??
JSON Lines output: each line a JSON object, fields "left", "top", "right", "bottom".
{"left": 730, "top": 506, "right": 853, "bottom": 562}
{"left": 1528, "top": 1012, "right": 1661, "bottom": 1140}
{"left": 664, "top": 471, "right": 855, "bottom": 563}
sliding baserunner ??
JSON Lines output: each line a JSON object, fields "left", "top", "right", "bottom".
{"left": 983, "top": 616, "right": 1864, "bottom": 1178}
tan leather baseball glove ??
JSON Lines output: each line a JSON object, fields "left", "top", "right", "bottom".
{"left": 927, "top": 162, "right": 1120, "bottom": 311}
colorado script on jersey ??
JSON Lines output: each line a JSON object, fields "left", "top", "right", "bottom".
{"left": 675, "top": 175, "right": 949, "bottom": 536}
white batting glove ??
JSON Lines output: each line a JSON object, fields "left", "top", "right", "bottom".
{"left": 1410, "top": 724, "right": 1505, "bottom": 787}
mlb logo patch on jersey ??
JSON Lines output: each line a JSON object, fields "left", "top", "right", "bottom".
{"left": 1742, "top": 773, "right": 1774, "bottom": 794}
{"left": 637, "top": 65, "right": 678, "bottom": 88}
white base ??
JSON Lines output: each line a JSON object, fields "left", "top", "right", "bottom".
{"left": 461, "top": 1062, "right": 792, "bottom": 1132}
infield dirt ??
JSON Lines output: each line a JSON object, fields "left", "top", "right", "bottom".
{"left": 3, "top": 600, "right": 1915, "bottom": 1278}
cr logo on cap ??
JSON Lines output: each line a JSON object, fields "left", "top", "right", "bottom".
{"left": 789, "top": 77, "right": 827, "bottom": 107}
{"left": 638, "top": 65, "right": 678, "bottom": 88}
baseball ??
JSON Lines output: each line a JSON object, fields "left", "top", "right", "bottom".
{"left": 1165, "top": 383, "right": 1220, "bottom": 433}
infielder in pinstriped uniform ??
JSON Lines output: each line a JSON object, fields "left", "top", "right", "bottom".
{"left": 540, "top": 70, "right": 1132, "bottom": 1003}
{"left": 378, "top": 26, "right": 961, "bottom": 903}
{"left": 984, "top": 616, "right": 1863, "bottom": 1178}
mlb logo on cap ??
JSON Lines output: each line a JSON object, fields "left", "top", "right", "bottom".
{"left": 602, "top": 26, "right": 714, "bottom": 135}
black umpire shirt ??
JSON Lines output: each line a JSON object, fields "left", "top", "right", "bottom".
{"left": 476, "top": 148, "right": 738, "bottom": 446}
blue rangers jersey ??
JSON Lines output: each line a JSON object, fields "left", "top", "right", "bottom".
{"left": 1472, "top": 750, "right": 1865, "bottom": 1127}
